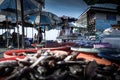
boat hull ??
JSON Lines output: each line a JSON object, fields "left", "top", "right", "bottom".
{"left": 76, "top": 53, "right": 112, "bottom": 65}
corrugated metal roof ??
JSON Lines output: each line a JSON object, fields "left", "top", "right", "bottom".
{"left": 91, "top": 3, "right": 118, "bottom": 9}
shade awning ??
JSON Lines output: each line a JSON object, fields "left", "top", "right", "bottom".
{"left": 83, "top": 0, "right": 120, "bottom": 5}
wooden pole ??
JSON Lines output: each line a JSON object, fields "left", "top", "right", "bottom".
{"left": 15, "top": 0, "right": 20, "bottom": 49}
{"left": 37, "top": 5, "right": 42, "bottom": 44}
{"left": 44, "top": 26, "right": 46, "bottom": 47}
{"left": 20, "top": 0, "right": 25, "bottom": 49}
{"left": 6, "top": 17, "right": 9, "bottom": 48}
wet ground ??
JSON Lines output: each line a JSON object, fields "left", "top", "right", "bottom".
{"left": 0, "top": 48, "right": 9, "bottom": 58}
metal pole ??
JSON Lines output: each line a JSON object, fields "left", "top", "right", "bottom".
{"left": 20, "top": 0, "right": 25, "bottom": 49}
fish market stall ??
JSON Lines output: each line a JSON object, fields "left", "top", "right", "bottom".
{"left": 0, "top": 48, "right": 120, "bottom": 80}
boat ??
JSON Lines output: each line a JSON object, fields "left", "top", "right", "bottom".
{"left": 31, "top": 41, "right": 76, "bottom": 48}
{"left": 0, "top": 56, "right": 25, "bottom": 62}
{"left": 93, "top": 43, "right": 111, "bottom": 48}
{"left": 43, "top": 46, "right": 71, "bottom": 51}
{"left": 71, "top": 46, "right": 119, "bottom": 53}
{"left": 71, "top": 47, "right": 100, "bottom": 54}
{"left": 98, "top": 49, "right": 120, "bottom": 63}
{"left": 3, "top": 46, "right": 70, "bottom": 58}
{"left": 4, "top": 49, "right": 37, "bottom": 58}
{"left": 97, "top": 48, "right": 120, "bottom": 52}
{"left": 76, "top": 53, "right": 112, "bottom": 65}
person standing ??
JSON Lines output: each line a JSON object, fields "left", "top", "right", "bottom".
{"left": 33, "top": 33, "right": 37, "bottom": 43}
{"left": 37, "top": 27, "right": 44, "bottom": 44}
{"left": 12, "top": 31, "right": 17, "bottom": 46}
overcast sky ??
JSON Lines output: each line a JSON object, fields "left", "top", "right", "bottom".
{"left": 44, "top": 0, "right": 88, "bottom": 18}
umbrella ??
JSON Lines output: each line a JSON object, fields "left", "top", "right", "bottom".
{"left": 26, "top": 15, "right": 51, "bottom": 27}
{"left": 0, "top": 0, "right": 43, "bottom": 16}
{"left": 0, "top": 21, "right": 15, "bottom": 29}
{"left": 2, "top": 31, "right": 12, "bottom": 39}
{"left": 0, "top": 0, "right": 45, "bottom": 48}
{"left": 25, "top": 11, "right": 62, "bottom": 30}
{"left": 0, "top": 14, "right": 20, "bottom": 28}
{"left": 60, "top": 16, "right": 78, "bottom": 23}
{"left": 24, "top": 11, "right": 61, "bottom": 46}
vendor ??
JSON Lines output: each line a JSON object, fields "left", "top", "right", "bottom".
{"left": 59, "top": 25, "right": 65, "bottom": 36}
{"left": 37, "top": 27, "right": 44, "bottom": 44}
{"left": 12, "top": 31, "right": 17, "bottom": 46}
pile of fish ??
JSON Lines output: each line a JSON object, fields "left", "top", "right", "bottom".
{"left": 0, "top": 49, "right": 120, "bottom": 80}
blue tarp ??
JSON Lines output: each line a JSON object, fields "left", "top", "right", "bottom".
{"left": 26, "top": 15, "right": 51, "bottom": 24}
{"left": 96, "top": 19, "right": 117, "bottom": 31}
{"left": 25, "top": 15, "right": 52, "bottom": 30}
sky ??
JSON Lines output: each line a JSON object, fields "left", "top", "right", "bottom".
{"left": 44, "top": 0, "right": 88, "bottom": 18}
{"left": 44, "top": 0, "right": 118, "bottom": 18}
